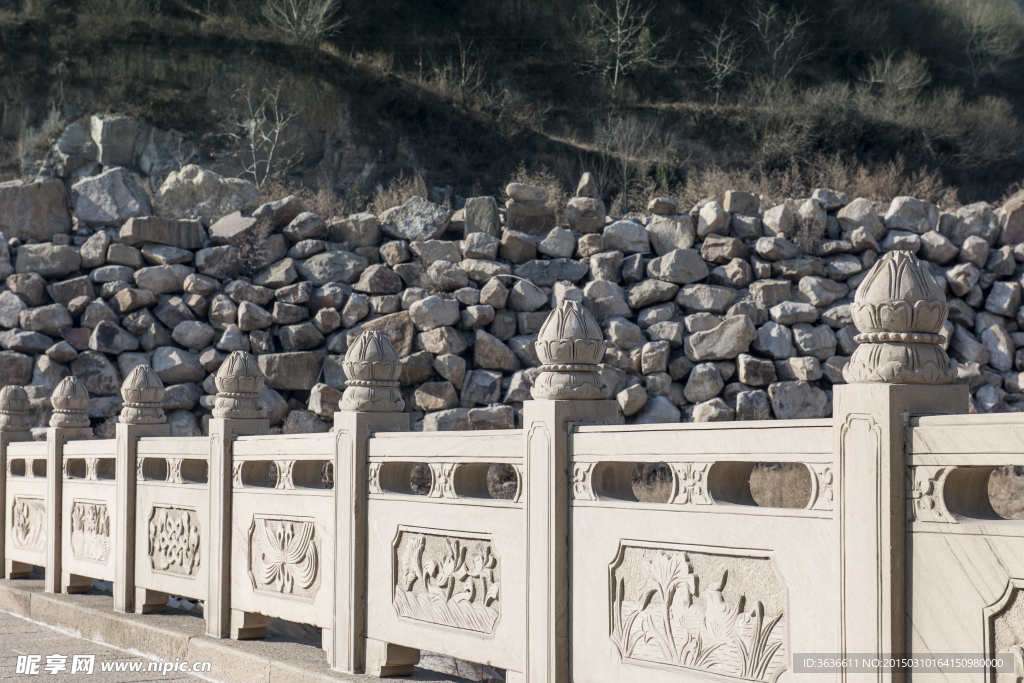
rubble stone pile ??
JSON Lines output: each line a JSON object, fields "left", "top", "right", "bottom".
{"left": 2, "top": 153, "right": 1024, "bottom": 436}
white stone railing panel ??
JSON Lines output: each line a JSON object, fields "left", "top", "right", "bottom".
{"left": 5, "top": 441, "right": 47, "bottom": 574}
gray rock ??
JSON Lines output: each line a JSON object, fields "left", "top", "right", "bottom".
{"left": 411, "top": 239, "right": 462, "bottom": 264}
{"left": 736, "top": 389, "right": 772, "bottom": 420}
{"left": 172, "top": 320, "right": 216, "bottom": 349}
{"left": 252, "top": 258, "right": 297, "bottom": 289}
{"left": 119, "top": 216, "right": 206, "bottom": 250}
{"left": 617, "top": 384, "right": 647, "bottom": 416}
{"left": 88, "top": 321, "right": 140, "bottom": 354}
{"left": 152, "top": 346, "right": 205, "bottom": 384}
{"left": 15, "top": 244, "right": 81, "bottom": 279}
{"left": 824, "top": 254, "right": 863, "bottom": 281}
{"left": 755, "top": 236, "right": 801, "bottom": 261}
{"left": 792, "top": 323, "right": 837, "bottom": 361}
{"left": 72, "top": 167, "right": 152, "bottom": 226}
{"left": 837, "top": 198, "right": 884, "bottom": 239}
{"left": 469, "top": 404, "right": 516, "bottom": 429}
{"left": 684, "top": 362, "right": 723, "bottom": 402}
{"left": 675, "top": 285, "right": 737, "bottom": 314}
{"left": 753, "top": 321, "right": 795, "bottom": 359}
{"left": 513, "top": 258, "right": 587, "bottom": 286}
{"left": 463, "top": 232, "right": 500, "bottom": 260}
{"left": 297, "top": 250, "right": 369, "bottom": 286}
{"left": 32, "top": 355, "right": 70, "bottom": 391}
{"left": 163, "top": 383, "right": 202, "bottom": 411}
{"left": 0, "top": 179, "right": 72, "bottom": 242}
{"left": 950, "top": 202, "right": 1001, "bottom": 246}
{"left": 414, "top": 381, "right": 459, "bottom": 412}
{"left": 20, "top": 304, "right": 73, "bottom": 337}
{"left": 474, "top": 329, "right": 520, "bottom": 372}
{"left": 409, "top": 296, "right": 460, "bottom": 331}
{"left": 282, "top": 409, "right": 331, "bottom": 434}
{"left": 166, "top": 410, "right": 202, "bottom": 436}
{"left": 692, "top": 398, "right": 734, "bottom": 422}
{"left": 463, "top": 258, "right": 513, "bottom": 282}
{"left": 257, "top": 351, "right": 326, "bottom": 391}
{"left": 253, "top": 195, "right": 308, "bottom": 227}
{"left": 647, "top": 215, "right": 696, "bottom": 255}
{"left": 603, "top": 220, "right": 649, "bottom": 254}
{"left": 381, "top": 196, "right": 452, "bottom": 241}
{"left": 626, "top": 280, "right": 678, "bottom": 309}
{"left": 634, "top": 395, "right": 680, "bottom": 424}
{"left": 646, "top": 249, "right": 709, "bottom": 284}
{"left": 90, "top": 264, "right": 136, "bottom": 284}
{"left": 499, "top": 230, "right": 537, "bottom": 264}
{"left": 141, "top": 243, "right": 193, "bottom": 266}
{"left": 737, "top": 353, "right": 776, "bottom": 387}
{"left": 353, "top": 264, "right": 403, "bottom": 294}
{"left": 763, "top": 203, "right": 795, "bottom": 236}
{"left": 880, "top": 230, "right": 922, "bottom": 253}
{"left": 774, "top": 356, "right": 822, "bottom": 381}
{"left": 700, "top": 235, "right": 747, "bottom": 264}
{"left": 590, "top": 251, "right": 623, "bottom": 282}
{"left": 6, "top": 272, "right": 46, "bottom": 306}
{"left": 0, "top": 350, "right": 32, "bottom": 386}
{"left": 0, "top": 290, "right": 25, "bottom": 329}
{"left": 538, "top": 227, "right": 576, "bottom": 259}
{"left": 958, "top": 235, "right": 990, "bottom": 269}
{"left": 919, "top": 231, "right": 959, "bottom": 264}
{"left": 464, "top": 197, "right": 501, "bottom": 237}
{"left": 283, "top": 212, "right": 327, "bottom": 242}
{"left": 797, "top": 276, "right": 848, "bottom": 307}
{"left": 566, "top": 197, "right": 605, "bottom": 233}
{"left": 982, "top": 326, "right": 1015, "bottom": 372}
{"left": 685, "top": 315, "right": 757, "bottom": 361}
{"left": 0, "top": 329, "right": 53, "bottom": 354}
{"left": 508, "top": 280, "right": 547, "bottom": 312}
{"left": 583, "top": 280, "right": 631, "bottom": 322}
{"left": 45, "top": 340, "right": 79, "bottom": 363}
{"left": 505, "top": 199, "right": 555, "bottom": 234}
{"left": 461, "top": 369, "right": 503, "bottom": 406}
{"left": 279, "top": 322, "right": 325, "bottom": 351}
{"left": 822, "top": 356, "right": 849, "bottom": 383}
{"left": 770, "top": 301, "right": 818, "bottom": 325}
{"left": 135, "top": 264, "right": 193, "bottom": 294}
{"left": 697, "top": 201, "right": 728, "bottom": 238}
{"left": 768, "top": 380, "right": 827, "bottom": 419}
{"left": 79, "top": 230, "right": 111, "bottom": 269}
{"left": 987, "top": 281, "right": 1022, "bottom": 317}
{"left": 70, "top": 350, "right": 121, "bottom": 396}
{"left": 423, "top": 407, "right": 473, "bottom": 431}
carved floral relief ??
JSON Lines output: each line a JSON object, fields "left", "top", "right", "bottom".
{"left": 11, "top": 496, "right": 45, "bottom": 550}
{"left": 148, "top": 506, "right": 201, "bottom": 576}
{"left": 986, "top": 579, "right": 1024, "bottom": 683}
{"left": 393, "top": 530, "right": 500, "bottom": 634}
{"left": 70, "top": 501, "right": 110, "bottom": 563}
{"left": 248, "top": 516, "right": 320, "bottom": 598}
{"left": 609, "top": 544, "right": 786, "bottom": 681}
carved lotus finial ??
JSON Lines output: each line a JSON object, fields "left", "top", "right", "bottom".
{"left": 343, "top": 330, "right": 403, "bottom": 382}
{"left": 531, "top": 300, "right": 607, "bottom": 400}
{"left": 119, "top": 365, "right": 166, "bottom": 425}
{"left": 340, "top": 331, "right": 404, "bottom": 412}
{"left": 851, "top": 251, "right": 948, "bottom": 335}
{"left": 844, "top": 251, "right": 956, "bottom": 384}
{"left": 213, "top": 350, "right": 266, "bottom": 419}
{"left": 0, "top": 385, "right": 31, "bottom": 432}
{"left": 50, "top": 376, "right": 91, "bottom": 429}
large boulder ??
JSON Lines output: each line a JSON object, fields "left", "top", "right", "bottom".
{"left": 0, "top": 179, "right": 72, "bottom": 241}
{"left": 297, "top": 251, "right": 368, "bottom": 286}
{"left": 154, "top": 164, "right": 259, "bottom": 224}
{"left": 72, "top": 167, "right": 152, "bottom": 226}
{"left": 90, "top": 114, "right": 137, "bottom": 166}
{"left": 380, "top": 196, "right": 452, "bottom": 241}
{"left": 257, "top": 351, "right": 326, "bottom": 391}
{"left": 120, "top": 216, "right": 206, "bottom": 249}
{"left": 15, "top": 244, "right": 81, "bottom": 279}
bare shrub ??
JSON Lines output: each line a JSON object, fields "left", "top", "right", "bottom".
{"left": 223, "top": 84, "right": 300, "bottom": 189}
{"left": 932, "top": 0, "right": 1024, "bottom": 89}
{"left": 861, "top": 51, "right": 932, "bottom": 92}
{"left": 236, "top": 217, "right": 275, "bottom": 277}
{"left": 295, "top": 169, "right": 348, "bottom": 219}
{"left": 699, "top": 19, "right": 744, "bottom": 104}
{"left": 368, "top": 170, "right": 427, "bottom": 217}
{"left": 745, "top": 1, "right": 822, "bottom": 91}
{"left": 262, "top": 0, "right": 347, "bottom": 45}
{"left": 576, "top": 0, "right": 663, "bottom": 99}
{"left": 84, "top": 0, "right": 156, "bottom": 22}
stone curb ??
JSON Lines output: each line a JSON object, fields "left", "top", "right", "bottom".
{"left": 0, "top": 580, "right": 464, "bottom": 683}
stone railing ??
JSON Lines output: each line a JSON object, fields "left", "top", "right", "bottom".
{"left": 2, "top": 251, "right": 1024, "bottom": 683}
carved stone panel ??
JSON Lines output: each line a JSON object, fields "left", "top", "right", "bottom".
{"left": 248, "top": 515, "right": 320, "bottom": 599}
{"left": 70, "top": 501, "right": 110, "bottom": 563}
{"left": 906, "top": 465, "right": 955, "bottom": 523}
{"left": 393, "top": 528, "right": 500, "bottom": 634}
{"left": 669, "top": 462, "right": 713, "bottom": 505}
{"left": 609, "top": 542, "right": 786, "bottom": 681}
{"left": 986, "top": 579, "right": 1024, "bottom": 683}
{"left": 148, "top": 505, "right": 201, "bottom": 576}
{"left": 11, "top": 496, "right": 45, "bottom": 550}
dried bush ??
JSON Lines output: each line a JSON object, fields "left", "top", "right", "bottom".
{"left": 368, "top": 170, "right": 427, "bottom": 217}
{"left": 261, "top": 0, "right": 346, "bottom": 45}
{"left": 236, "top": 217, "right": 275, "bottom": 277}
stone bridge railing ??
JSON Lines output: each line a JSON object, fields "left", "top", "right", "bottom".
{"left": 2, "top": 251, "right": 1023, "bottom": 683}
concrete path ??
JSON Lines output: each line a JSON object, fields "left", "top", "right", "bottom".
{"left": 0, "top": 608, "right": 205, "bottom": 681}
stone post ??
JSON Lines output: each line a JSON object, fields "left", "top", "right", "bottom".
{"left": 330, "top": 331, "right": 410, "bottom": 675}
{"left": 46, "top": 376, "right": 92, "bottom": 594}
{"left": 0, "top": 386, "right": 32, "bottom": 579}
{"left": 207, "top": 351, "right": 269, "bottom": 639}
{"left": 835, "top": 251, "right": 967, "bottom": 681}
{"left": 522, "top": 301, "right": 618, "bottom": 683}
{"left": 114, "top": 365, "right": 168, "bottom": 614}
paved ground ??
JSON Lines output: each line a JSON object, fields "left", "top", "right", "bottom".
{"left": 0, "top": 609, "right": 206, "bottom": 682}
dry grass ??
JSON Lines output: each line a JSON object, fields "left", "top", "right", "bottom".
{"left": 368, "top": 170, "right": 428, "bottom": 217}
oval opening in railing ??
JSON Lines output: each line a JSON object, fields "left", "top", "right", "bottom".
{"left": 590, "top": 462, "right": 673, "bottom": 503}
{"left": 708, "top": 462, "right": 812, "bottom": 509}
{"left": 990, "top": 466, "right": 1024, "bottom": 520}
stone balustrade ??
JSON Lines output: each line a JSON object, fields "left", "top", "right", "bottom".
{"left": 1, "top": 258, "right": 1023, "bottom": 683}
